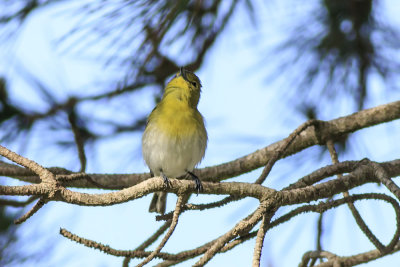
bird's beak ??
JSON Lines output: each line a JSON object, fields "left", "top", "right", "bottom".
{"left": 180, "top": 67, "right": 188, "bottom": 82}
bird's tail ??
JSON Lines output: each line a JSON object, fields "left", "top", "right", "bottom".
{"left": 149, "top": 192, "right": 167, "bottom": 214}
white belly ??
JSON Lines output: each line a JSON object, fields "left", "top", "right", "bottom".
{"left": 142, "top": 126, "right": 206, "bottom": 177}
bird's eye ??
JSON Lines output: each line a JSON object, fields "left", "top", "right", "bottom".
{"left": 191, "top": 81, "right": 197, "bottom": 87}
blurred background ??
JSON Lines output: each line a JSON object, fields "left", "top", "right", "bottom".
{"left": 1, "top": 0, "right": 400, "bottom": 266}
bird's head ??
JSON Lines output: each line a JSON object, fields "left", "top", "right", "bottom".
{"left": 164, "top": 68, "right": 202, "bottom": 108}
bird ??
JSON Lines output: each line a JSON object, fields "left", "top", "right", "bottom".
{"left": 142, "top": 67, "right": 207, "bottom": 214}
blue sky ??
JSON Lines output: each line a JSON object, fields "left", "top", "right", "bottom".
{"left": 2, "top": 1, "right": 400, "bottom": 266}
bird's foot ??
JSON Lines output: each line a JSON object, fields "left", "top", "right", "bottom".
{"left": 187, "top": 171, "right": 203, "bottom": 195}
{"left": 160, "top": 171, "right": 170, "bottom": 188}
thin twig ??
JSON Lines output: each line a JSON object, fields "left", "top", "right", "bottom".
{"left": 327, "top": 141, "right": 386, "bottom": 252}
{"left": 246, "top": 121, "right": 321, "bottom": 266}
{"left": 68, "top": 108, "right": 87, "bottom": 172}
{"left": 299, "top": 250, "right": 340, "bottom": 267}
{"left": 136, "top": 220, "right": 172, "bottom": 251}
{"left": 194, "top": 201, "right": 271, "bottom": 267}
{"left": 186, "top": 195, "right": 241, "bottom": 210}
{"left": 14, "top": 198, "right": 47, "bottom": 224}
{"left": 57, "top": 191, "right": 400, "bottom": 266}
{"left": 250, "top": 120, "right": 321, "bottom": 266}
{"left": 154, "top": 260, "right": 180, "bottom": 267}
{"left": 368, "top": 160, "right": 400, "bottom": 200}
{"left": 156, "top": 195, "right": 240, "bottom": 221}
{"left": 255, "top": 120, "right": 319, "bottom": 185}
{"left": 153, "top": 230, "right": 259, "bottom": 266}
{"left": 316, "top": 212, "right": 323, "bottom": 252}
{"left": 310, "top": 212, "right": 324, "bottom": 266}
{"left": 122, "top": 257, "right": 130, "bottom": 267}
{"left": 60, "top": 228, "right": 161, "bottom": 258}
{"left": 136, "top": 195, "right": 187, "bottom": 267}
{"left": 123, "top": 220, "right": 172, "bottom": 267}
{"left": 0, "top": 145, "right": 56, "bottom": 184}
{"left": 269, "top": 193, "right": 400, "bottom": 237}
{"left": 242, "top": 193, "right": 400, "bottom": 267}
{"left": 314, "top": 241, "right": 400, "bottom": 267}
{"left": 252, "top": 214, "right": 267, "bottom": 267}
{"left": 0, "top": 145, "right": 62, "bottom": 224}
{"left": 149, "top": 227, "right": 258, "bottom": 265}
{"left": 62, "top": 226, "right": 233, "bottom": 263}
{"left": 0, "top": 195, "right": 38, "bottom": 207}
{"left": 275, "top": 192, "right": 400, "bottom": 255}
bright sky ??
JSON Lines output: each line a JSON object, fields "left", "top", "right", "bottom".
{"left": 2, "top": 1, "right": 400, "bottom": 266}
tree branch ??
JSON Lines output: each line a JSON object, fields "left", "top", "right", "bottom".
{"left": 198, "top": 100, "right": 400, "bottom": 182}
{"left": 137, "top": 195, "right": 187, "bottom": 266}
{"left": 0, "top": 195, "right": 38, "bottom": 207}
{"left": 0, "top": 145, "right": 56, "bottom": 185}
{"left": 136, "top": 220, "right": 172, "bottom": 251}
{"left": 14, "top": 197, "right": 47, "bottom": 224}
{"left": 314, "top": 241, "right": 400, "bottom": 267}
{"left": 2, "top": 100, "right": 400, "bottom": 266}
{"left": 2, "top": 100, "right": 400, "bottom": 189}
{"left": 252, "top": 214, "right": 267, "bottom": 266}
{"left": 194, "top": 201, "right": 271, "bottom": 266}
{"left": 327, "top": 140, "right": 386, "bottom": 253}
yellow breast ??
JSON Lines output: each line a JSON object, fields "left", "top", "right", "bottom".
{"left": 148, "top": 98, "right": 205, "bottom": 138}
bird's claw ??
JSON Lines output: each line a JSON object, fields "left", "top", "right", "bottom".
{"left": 187, "top": 171, "right": 203, "bottom": 195}
{"left": 194, "top": 178, "right": 203, "bottom": 195}
{"left": 161, "top": 172, "right": 170, "bottom": 188}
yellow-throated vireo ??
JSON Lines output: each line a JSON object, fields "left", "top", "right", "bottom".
{"left": 142, "top": 68, "right": 207, "bottom": 214}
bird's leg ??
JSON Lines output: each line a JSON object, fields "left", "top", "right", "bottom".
{"left": 160, "top": 169, "right": 170, "bottom": 188}
{"left": 187, "top": 171, "right": 203, "bottom": 194}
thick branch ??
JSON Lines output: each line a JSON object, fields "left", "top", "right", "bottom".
{"left": 2, "top": 101, "right": 400, "bottom": 188}
{"left": 198, "top": 100, "right": 400, "bottom": 182}
{"left": 1, "top": 159, "right": 400, "bottom": 210}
